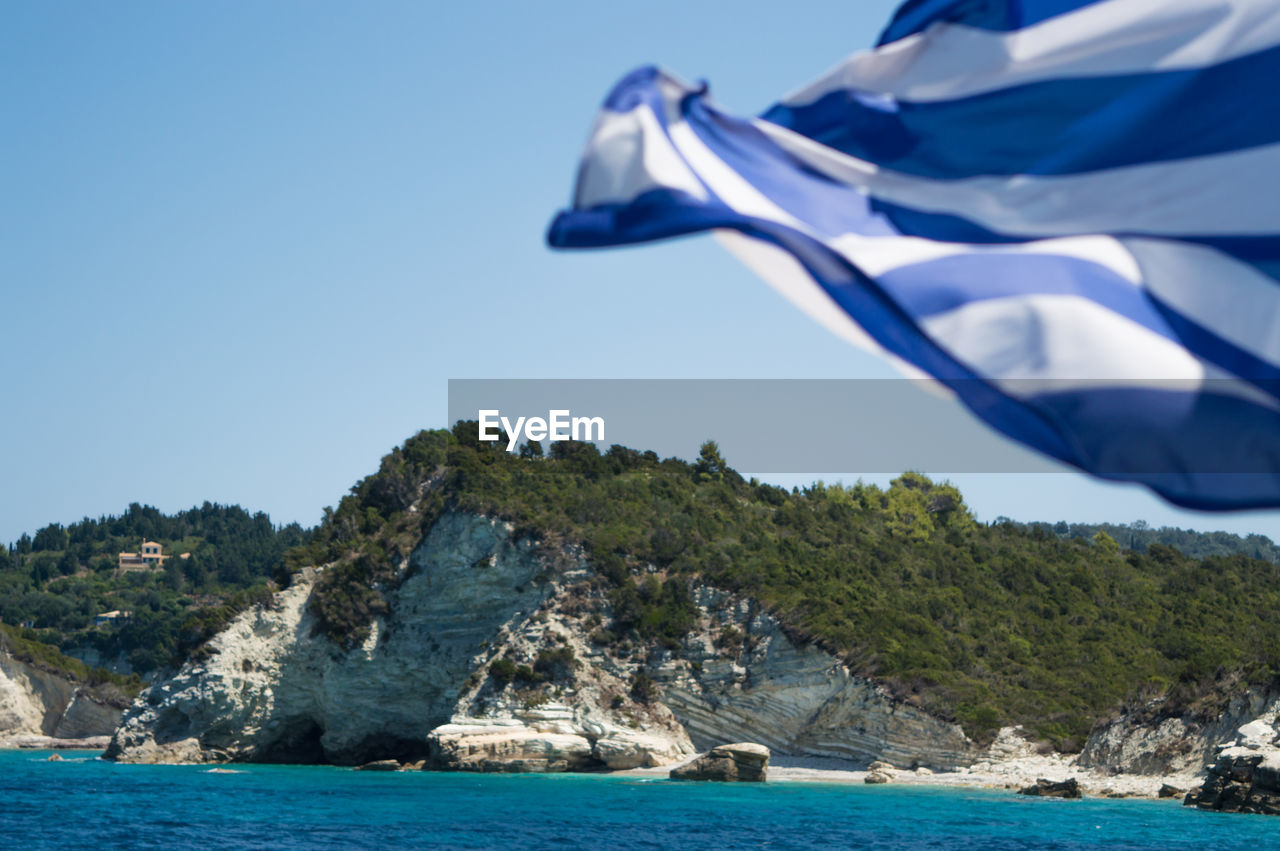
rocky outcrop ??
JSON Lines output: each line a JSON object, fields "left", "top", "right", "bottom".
{"left": 1184, "top": 753, "right": 1280, "bottom": 814}
{"left": 356, "top": 759, "right": 404, "bottom": 771}
{"left": 107, "top": 513, "right": 695, "bottom": 767}
{"left": 428, "top": 719, "right": 595, "bottom": 773}
{"left": 670, "top": 743, "right": 769, "bottom": 782}
{"left": 1182, "top": 713, "right": 1280, "bottom": 814}
{"left": 1018, "top": 778, "right": 1083, "bottom": 798}
{"left": 1077, "top": 688, "right": 1280, "bottom": 776}
{"left": 0, "top": 648, "right": 123, "bottom": 745}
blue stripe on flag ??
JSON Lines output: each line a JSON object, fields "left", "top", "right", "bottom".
{"left": 683, "top": 98, "right": 897, "bottom": 240}
{"left": 763, "top": 45, "right": 1280, "bottom": 179}
{"left": 879, "top": 0, "right": 1103, "bottom": 44}
{"left": 870, "top": 201, "right": 1280, "bottom": 286}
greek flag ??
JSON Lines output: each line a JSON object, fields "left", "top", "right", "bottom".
{"left": 547, "top": 0, "right": 1280, "bottom": 510}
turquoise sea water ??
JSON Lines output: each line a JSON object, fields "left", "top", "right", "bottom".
{"left": 2, "top": 750, "right": 1275, "bottom": 849}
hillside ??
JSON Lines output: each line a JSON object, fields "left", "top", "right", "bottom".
{"left": 1018, "top": 520, "right": 1280, "bottom": 563}
{"left": 271, "top": 424, "right": 1280, "bottom": 751}
{"left": 0, "top": 502, "right": 310, "bottom": 677}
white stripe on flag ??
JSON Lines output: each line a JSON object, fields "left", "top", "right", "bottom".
{"left": 1126, "top": 238, "right": 1280, "bottom": 368}
{"left": 921, "top": 294, "right": 1204, "bottom": 381}
{"left": 575, "top": 106, "right": 708, "bottom": 208}
{"left": 782, "top": 0, "right": 1280, "bottom": 105}
{"left": 757, "top": 119, "right": 1280, "bottom": 237}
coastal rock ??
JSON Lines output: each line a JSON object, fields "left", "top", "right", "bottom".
{"left": 427, "top": 722, "right": 595, "bottom": 772}
{"left": 1185, "top": 751, "right": 1280, "bottom": 815}
{"left": 6, "top": 734, "right": 111, "bottom": 750}
{"left": 355, "top": 759, "right": 402, "bottom": 771}
{"left": 1078, "top": 687, "right": 1280, "bottom": 776}
{"left": 592, "top": 728, "right": 687, "bottom": 770}
{"left": 111, "top": 506, "right": 1273, "bottom": 786}
{"left": 864, "top": 771, "right": 891, "bottom": 784}
{"left": 0, "top": 650, "right": 123, "bottom": 743}
{"left": 112, "top": 736, "right": 208, "bottom": 765}
{"left": 109, "top": 515, "right": 578, "bottom": 764}
{"left": 1018, "top": 778, "right": 1082, "bottom": 798}
{"left": 670, "top": 743, "right": 769, "bottom": 782}
{"left": 1100, "top": 787, "right": 1137, "bottom": 798}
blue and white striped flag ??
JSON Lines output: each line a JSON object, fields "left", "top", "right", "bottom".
{"left": 548, "top": 0, "right": 1280, "bottom": 510}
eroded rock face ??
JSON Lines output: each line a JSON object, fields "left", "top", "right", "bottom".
{"left": 659, "top": 588, "right": 978, "bottom": 770}
{"left": 670, "top": 743, "right": 769, "bottom": 782}
{"left": 1077, "top": 688, "right": 1280, "bottom": 776}
{"left": 54, "top": 693, "right": 124, "bottom": 739}
{"left": 0, "top": 651, "right": 123, "bottom": 743}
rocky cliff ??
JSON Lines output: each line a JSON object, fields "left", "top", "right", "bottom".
{"left": 106, "top": 511, "right": 977, "bottom": 769}
{"left": 1077, "top": 687, "right": 1280, "bottom": 777}
{"left": 0, "top": 648, "right": 124, "bottom": 742}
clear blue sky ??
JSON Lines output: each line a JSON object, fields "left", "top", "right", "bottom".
{"left": 3, "top": 0, "right": 1279, "bottom": 544}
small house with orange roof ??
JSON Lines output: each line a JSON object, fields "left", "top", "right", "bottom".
{"left": 117, "top": 540, "right": 168, "bottom": 571}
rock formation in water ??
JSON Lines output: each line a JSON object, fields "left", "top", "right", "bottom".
{"left": 1018, "top": 778, "right": 1083, "bottom": 798}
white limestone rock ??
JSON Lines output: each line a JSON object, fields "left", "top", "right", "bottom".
{"left": 427, "top": 722, "right": 594, "bottom": 772}
{"left": 0, "top": 648, "right": 123, "bottom": 743}
{"left": 593, "top": 728, "right": 688, "bottom": 769}
{"left": 1078, "top": 689, "right": 1280, "bottom": 776}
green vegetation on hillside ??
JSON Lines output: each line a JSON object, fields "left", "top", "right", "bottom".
{"left": 292, "top": 425, "right": 1280, "bottom": 751}
{"left": 0, "top": 502, "right": 309, "bottom": 674}
{"left": 1018, "top": 520, "right": 1280, "bottom": 563}
{"left": 0, "top": 623, "right": 140, "bottom": 703}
